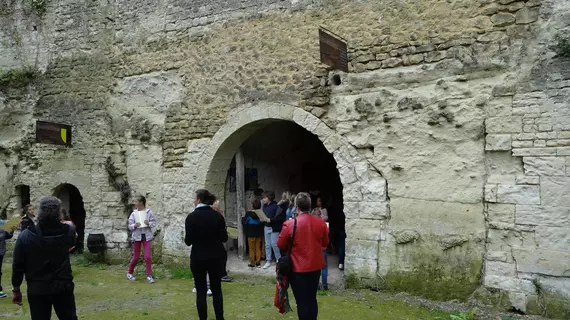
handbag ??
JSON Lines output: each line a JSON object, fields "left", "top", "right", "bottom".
{"left": 277, "top": 217, "right": 297, "bottom": 276}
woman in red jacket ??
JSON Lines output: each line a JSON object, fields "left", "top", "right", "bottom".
{"left": 277, "top": 192, "right": 329, "bottom": 320}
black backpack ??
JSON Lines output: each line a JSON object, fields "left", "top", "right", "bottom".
{"left": 276, "top": 218, "right": 297, "bottom": 276}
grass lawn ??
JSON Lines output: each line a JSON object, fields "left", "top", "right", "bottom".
{"left": 0, "top": 257, "right": 456, "bottom": 320}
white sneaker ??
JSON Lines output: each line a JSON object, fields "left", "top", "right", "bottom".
{"left": 207, "top": 289, "right": 213, "bottom": 296}
{"left": 127, "top": 273, "right": 136, "bottom": 281}
{"left": 192, "top": 287, "right": 197, "bottom": 293}
{"left": 262, "top": 261, "right": 272, "bottom": 269}
{"left": 146, "top": 276, "right": 155, "bottom": 284}
{"left": 339, "top": 264, "right": 344, "bottom": 270}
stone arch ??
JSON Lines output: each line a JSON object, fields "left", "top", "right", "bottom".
{"left": 185, "top": 102, "right": 391, "bottom": 279}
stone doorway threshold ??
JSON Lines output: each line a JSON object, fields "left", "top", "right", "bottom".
{"left": 226, "top": 251, "right": 345, "bottom": 289}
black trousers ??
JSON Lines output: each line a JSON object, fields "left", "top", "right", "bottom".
{"left": 222, "top": 249, "right": 228, "bottom": 277}
{"left": 290, "top": 270, "right": 321, "bottom": 320}
{"left": 191, "top": 258, "right": 224, "bottom": 320}
{"left": 28, "top": 293, "right": 77, "bottom": 320}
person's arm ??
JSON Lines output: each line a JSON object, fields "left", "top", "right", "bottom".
{"left": 127, "top": 212, "right": 136, "bottom": 231}
{"left": 322, "top": 208, "right": 329, "bottom": 222}
{"left": 277, "top": 222, "right": 290, "bottom": 252}
{"left": 219, "top": 216, "right": 228, "bottom": 243}
{"left": 148, "top": 209, "right": 157, "bottom": 229}
{"left": 184, "top": 214, "right": 193, "bottom": 247}
{"left": 11, "top": 231, "right": 27, "bottom": 290}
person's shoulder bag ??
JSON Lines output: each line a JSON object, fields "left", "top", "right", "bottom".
{"left": 277, "top": 218, "right": 297, "bottom": 276}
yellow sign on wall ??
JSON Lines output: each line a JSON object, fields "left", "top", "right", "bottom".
{"left": 35, "top": 121, "right": 72, "bottom": 147}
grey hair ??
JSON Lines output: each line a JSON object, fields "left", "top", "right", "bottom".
{"left": 295, "top": 192, "right": 311, "bottom": 212}
{"left": 37, "top": 196, "right": 62, "bottom": 226}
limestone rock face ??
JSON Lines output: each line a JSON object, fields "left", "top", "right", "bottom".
{"left": 1, "top": 0, "right": 570, "bottom": 314}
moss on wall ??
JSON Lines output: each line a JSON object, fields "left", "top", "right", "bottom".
{"left": 346, "top": 240, "right": 484, "bottom": 301}
{"left": 0, "top": 67, "right": 37, "bottom": 91}
{"left": 527, "top": 288, "right": 570, "bottom": 319}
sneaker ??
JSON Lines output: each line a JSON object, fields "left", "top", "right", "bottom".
{"left": 127, "top": 273, "right": 136, "bottom": 281}
{"left": 221, "top": 275, "right": 233, "bottom": 282}
{"left": 248, "top": 263, "right": 256, "bottom": 268}
{"left": 0, "top": 291, "right": 6, "bottom": 298}
{"left": 207, "top": 289, "right": 213, "bottom": 296}
{"left": 262, "top": 261, "right": 272, "bottom": 269}
{"left": 339, "top": 264, "right": 344, "bottom": 270}
{"left": 255, "top": 262, "right": 261, "bottom": 268}
{"left": 146, "top": 276, "right": 155, "bottom": 284}
{"left": 192, "top": 287, "right": 197, "bottom": 293}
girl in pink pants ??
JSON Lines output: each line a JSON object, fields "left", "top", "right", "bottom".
{"left": 127, "top": 195, "right": 157, "bottom": 283}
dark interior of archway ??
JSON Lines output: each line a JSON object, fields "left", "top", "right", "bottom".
{"left": 225, "top": 120, "right": 345, "bottom": 254}
{"left": 55, "top": 184, "right": 86, "bottom": 254}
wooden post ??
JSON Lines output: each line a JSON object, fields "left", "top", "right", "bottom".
{"left": 235, "top": 148, "right": 246, "bottom": 259}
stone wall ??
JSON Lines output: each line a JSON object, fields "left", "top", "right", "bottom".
{"left": 1, "top": 0, "right": 570, "bottom": 315}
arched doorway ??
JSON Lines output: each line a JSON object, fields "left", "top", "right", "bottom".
{"left": 181, "top": 103, "right": 391, "bottom": 284}
{"left": 54, "top": 183, "right": 86, "bottom": 253}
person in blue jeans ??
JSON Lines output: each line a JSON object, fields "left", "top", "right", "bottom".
{"left": 312, "top": 199, "right": 329, "bottom": 291}
{"left": 0, "top": 225, "right": 15, "bottom": 298}
{"left": 262, "top": 191, "right": 280, "bottom": 269}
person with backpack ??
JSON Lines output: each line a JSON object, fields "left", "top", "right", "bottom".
{"left": 277, "top": 192, "right": 328, "bottom": 320}
{"left": 242, "top": 199, "right": 264, "bottom": 267}
{"left": 11, "top": 196, "right": 77, "bottom": 319}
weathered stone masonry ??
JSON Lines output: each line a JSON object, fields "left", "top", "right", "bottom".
{"left": 1, "top": 0, "right": 570, "bottom": 316}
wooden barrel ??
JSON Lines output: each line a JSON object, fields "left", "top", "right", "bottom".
{"left": 86, "top": 233, "right": 106, "bottom": 254}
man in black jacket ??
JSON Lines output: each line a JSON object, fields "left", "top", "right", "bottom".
{"left": 12, "top": 196, "right": 77, "bottom": 320}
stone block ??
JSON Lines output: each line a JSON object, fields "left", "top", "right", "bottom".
{"left": 488, "top": 174, "right": 516, "bottom": 185}
{"left": 346, "top": 239, "right": 379, "bottom": 260}
{"left": 360, "top": 201, "right": 390, "bottom": 220}
{"left": 485, "top": 97, "right": 513, "bottom": 117}
{"left": 484, "top": 275, "right": 519, "bottom": 291}
{"left": 496, "top": 185, "right": 540, "bottom": 205}
{"left": 512, "top": 148, "right": 557, "bottom": 157}
{"left": 557, "top": 147, "right": 570, "bottom": 156}
{"left": 535, "top": 226, "right": 570, "bottom": 251}
{"left": 515, "top": 205, "right": 570, "bottom": 226}
{"left": 486, "top": 116, "right": 522, "bottom": 133}
{"left": 485, "top": 260, "right": 517, "bottom": 277}
{"left": 487, "top": 203, "right": 515, "bottom": 224}
{"left": 541, "top": 176, "right": 570, "bottom": 206}
{"left": 491, "top": 13, "right": 516, "bottom": 27}
{"left": 345, "top": 258, "right": 379, "bottom": 279}
{"left": 346, "top": 219, "right": 387, "bottom": 241}
{"left": 512, "top": 140, "right": 533, "bottom": 148}
{"left": 509, "top": 292, "right": 527, "bottom": 313}
{"left": 523, "top": 157, "right": 566, "bottom": 176}
{"left": 513, "top": 248, "right": 570, "bottom": 276}
{"left": 486, "top": 250, "right": 509, "bottom": 262}
{"left": 515, "top": 175, "right": 539, "bottom": 185}
{"left": 486, "top": 134, "right": 512, "bottom": 151}
{"left": 361, "top": 177, "right": 386, "bottom": 201}
{"left": 515, "top": 7, "right": 539, "bottom": 24}
{"left": 485, "top": 184, "right": 498, "bottom": 203}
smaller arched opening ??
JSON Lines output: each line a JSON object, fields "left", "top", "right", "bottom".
{"left": 53, "top": 183, "right": 86, "bottom": 253}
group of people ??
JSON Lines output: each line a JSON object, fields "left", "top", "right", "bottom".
{"left": 188, "top": 189, "right": 334, "bottom": 320}
{"left": 1, "top": 188, "right": 341, "bottom": 320}
{"left": 243, "top": 190, "right": 346, "bottom": 291}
